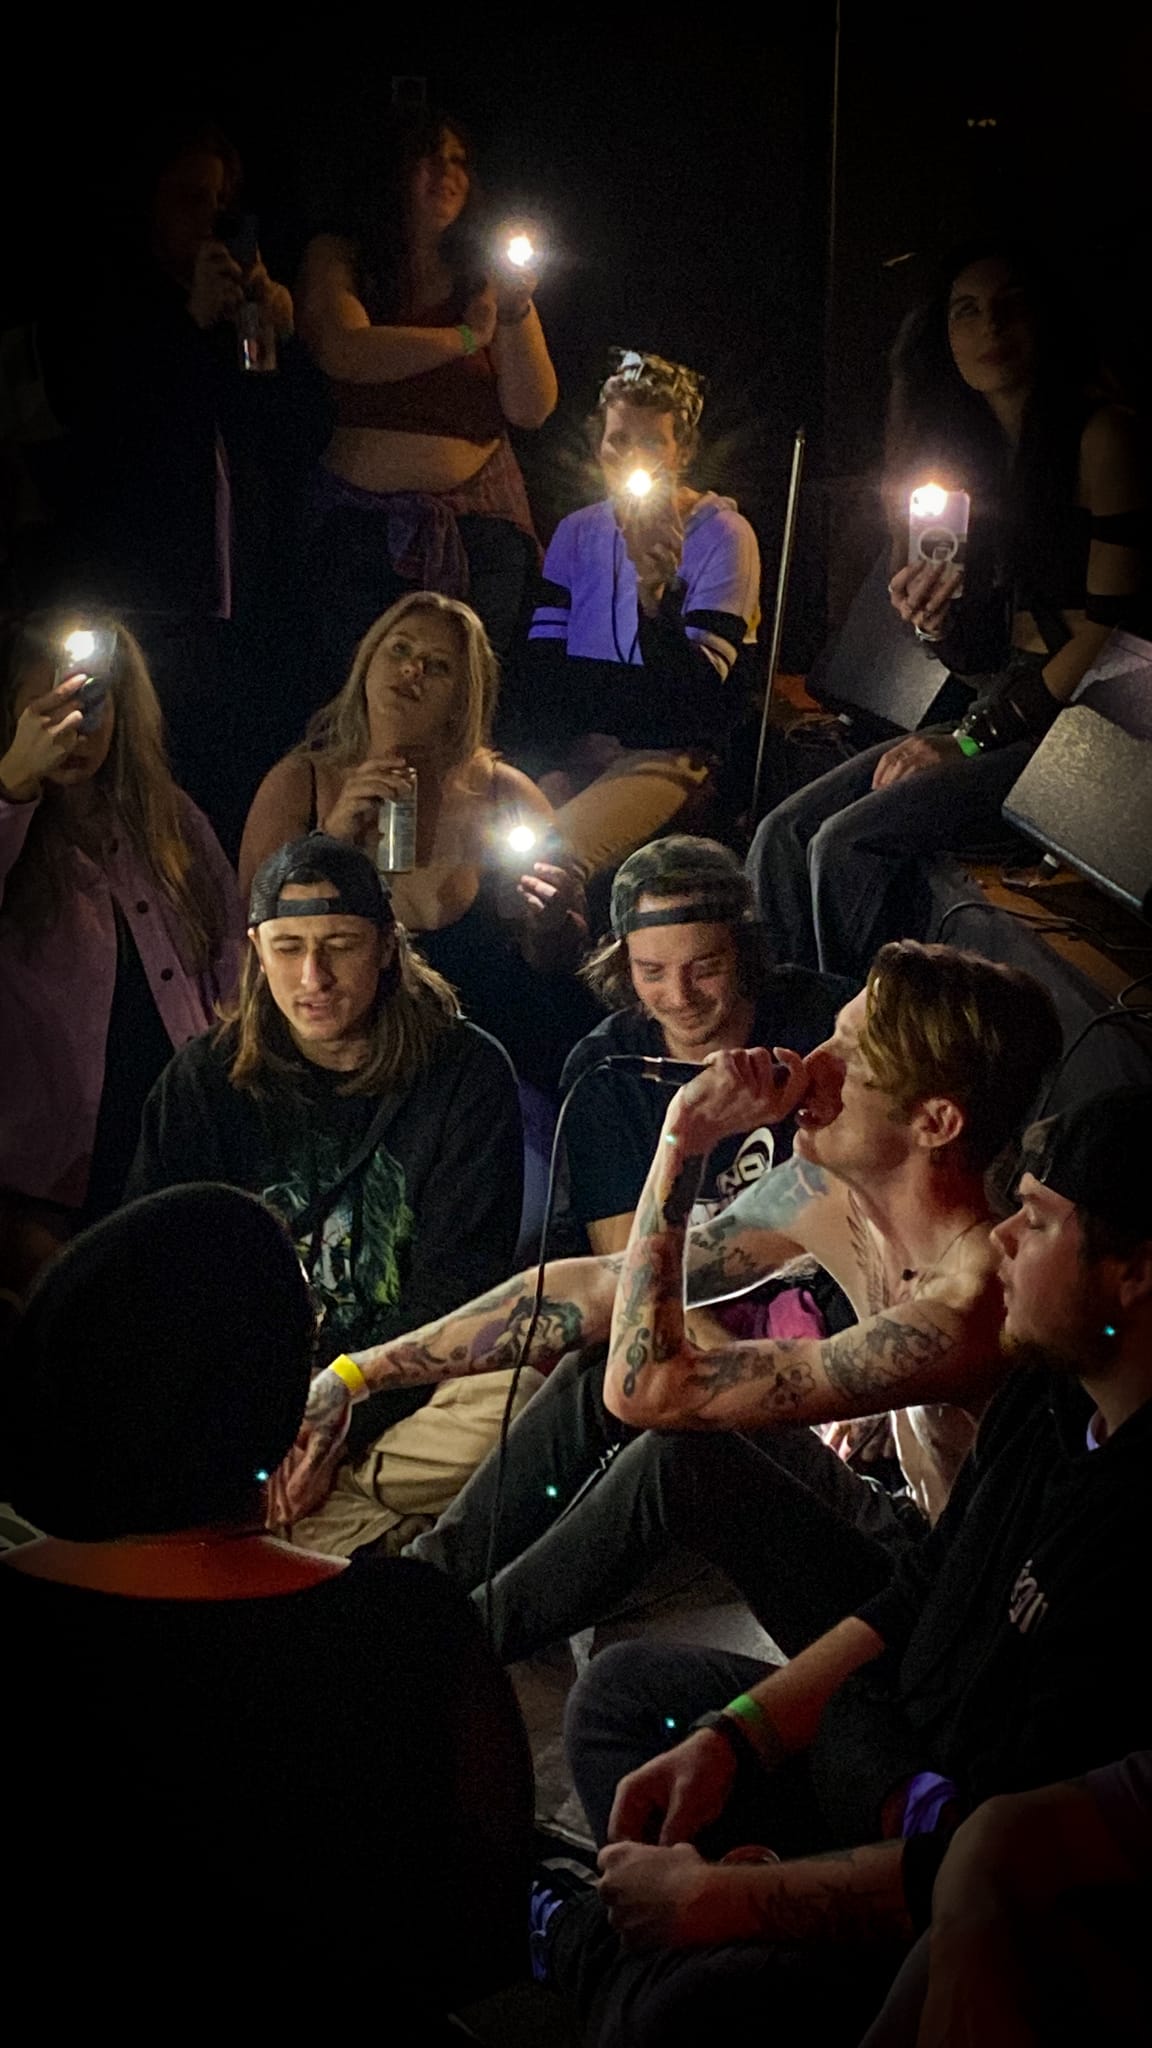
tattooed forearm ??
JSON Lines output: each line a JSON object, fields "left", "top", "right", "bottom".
{"left": 820, "top": 1313, "right": 954, "bottom": 1402}
{"left": 609, "top": 1142, "right": 706, "bottom": 1400}
{"left": 743, "top": 1842, "right": 911, "bottom": 1945}
{"left": 685, "top": 1157, "right": 831, "bottom": 1304}
{"left": 684, "top": 1347, "right": 818, "bottom": 1422}
{"left": 615, "top": 1241, "right": 684, "bottom": 1398}
{"left": 732, "top": 1154, "right": 831, "bottom": 1234}
{"left": 353, "top": 1255, "right": 623, "bottom": 1390}
{"left": 663, "top": 1153, "right": 706, "bottom": 1230}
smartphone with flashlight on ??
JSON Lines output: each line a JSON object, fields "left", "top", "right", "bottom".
{"left": 908, "top": 484, "right": 970, "bottom": 589}
{"left": 56, "top": 625, "right": 118, "bottom": 734}
{"left": 499, "top": 816, "right": 563, "bottom": 868}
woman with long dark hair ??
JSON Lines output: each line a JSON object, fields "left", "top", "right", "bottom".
{"left": 0, "top": 612, "right": 242, "bottom": 1293}
{"left": 298, "top": 106, "right": 557, "bottom": 687}
{"left": 747, "top": 243, "right": 1148, "bottom": 980}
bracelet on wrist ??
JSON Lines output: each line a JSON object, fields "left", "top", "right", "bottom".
{"left": 457, "top": 323, "right": 479, "bottom": 357}
{"left": 328, "top": 1353, "right": 368, "bottom": 1402}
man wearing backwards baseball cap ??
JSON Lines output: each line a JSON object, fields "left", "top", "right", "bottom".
{"left": 525, "top": 1087, "right": 1152, "bottom": 2040}
{"left": 126, "top": 834, "right": 534, "bottom": 1554}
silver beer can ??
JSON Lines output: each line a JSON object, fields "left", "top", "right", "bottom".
{"left": 376, "top": 773, "right": 417, "bottom": 874}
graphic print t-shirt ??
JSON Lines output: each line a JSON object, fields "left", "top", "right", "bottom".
{"left": 126, "top": 1022, "right": 525, "bottom": 1440}
{"left": 256, "top": 1074, "right": 415, "bottom": 1360}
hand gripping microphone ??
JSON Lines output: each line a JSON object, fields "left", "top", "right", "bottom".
{"left": 601, "top": 1055, "right": 792, "bottom": 1087}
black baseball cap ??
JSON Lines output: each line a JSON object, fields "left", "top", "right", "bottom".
{"left": 1023, "top": 1087, "right": 1152, "bottom": 1239}
{"left": 609, "top": 835, "right": 754, "bottom": 939}
{"left": 247, "top": 835, "right": 394, "bottom": 931}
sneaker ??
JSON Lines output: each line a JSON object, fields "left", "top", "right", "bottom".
{"left": 528, "top": 1859, "right": 596, "bottom": 1986}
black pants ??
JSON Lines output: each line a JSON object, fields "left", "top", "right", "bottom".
{"left": 409, "top": 1348, "right": 920, "bottom": 1664}
{"left": 307, "top": 504, "right": 536, "bottom": 712}
{"left": 745, "top": 729, "right": 1035, "bottom": 979}
{"left": 550, "top": 1640, "right": 905, "bottom": 2045}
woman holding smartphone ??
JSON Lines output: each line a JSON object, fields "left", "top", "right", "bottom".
{"left": 0, "top": 614, "right": 242, "bottom": 1299}
{"left": 298, "top": 105, "right": 557, "bottom": 692}
{"left": 747, "top": 243, "right": 1148, "bottom": 981}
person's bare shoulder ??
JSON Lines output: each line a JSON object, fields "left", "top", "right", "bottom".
{"left": 238, "top": 751, "right": 316, "bottom": 896}
{"left": 489, "top": 756, "right": 554, "bottom": 817}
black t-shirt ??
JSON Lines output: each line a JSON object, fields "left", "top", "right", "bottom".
{"left": 126, "top": 1019, "right": 523, "bottom": 1448}
{"left": 829, "top": 1373, "right": 1152, "bottom": 1853}
{"left": 0, "top": 1555, "right": 531, "bottom": 2017}
{"left": 560, "top": 968, "right": 853, "bottom": 1231}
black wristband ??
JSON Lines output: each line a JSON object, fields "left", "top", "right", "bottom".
{"left": 690, "top": 1709, "right": 761, "bottom": 1767}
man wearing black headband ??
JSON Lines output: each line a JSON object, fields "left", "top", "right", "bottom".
{"left": 562, "top": 837, "right": 852, "bottom": 1256}
{"left": 126, "top": 835, "right": 530, "bottom": 1555}
{"left": 530, "top": 1086, "right": 1152, "bottom": 2039}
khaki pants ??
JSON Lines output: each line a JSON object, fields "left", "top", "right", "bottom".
{"left": 289, "top": 1368, "right": 544, "bottom": 1558}
{"left": 553, "top": 751, "right": 714, "bottom": 878}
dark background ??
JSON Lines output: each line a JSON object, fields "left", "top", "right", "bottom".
{"left": 3, "top": 6, "right": 1150, "bottom": 661}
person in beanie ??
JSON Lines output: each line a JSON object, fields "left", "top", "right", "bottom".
{"left": 126, "top": 833, "right": 534, "bottom": 1555}
{"left": 0, "top": 1184, "right": 532, "bottom": 2028}
{"left": 561, "top": 835, "right": 852, "bottom": 1255}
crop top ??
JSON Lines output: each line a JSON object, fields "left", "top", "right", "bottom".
{"left": 330, "top": 288, "right": 506, "bottom": 443}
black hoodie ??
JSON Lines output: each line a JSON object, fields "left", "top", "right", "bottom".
{"left": 810, "top": 1368, "right": 1152, "bottom": 1907}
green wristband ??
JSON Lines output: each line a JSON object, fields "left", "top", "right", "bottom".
{"left": 724, "top": 1692, "right": 767, "bottom": 1731}
{"left": 458, "top": 323, "right": 479, "bottom": 357}
{"left": 953, "top": 728, "right": 983, "bottom": 759}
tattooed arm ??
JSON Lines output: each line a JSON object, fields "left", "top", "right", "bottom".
{"left": 271, "top": 1254, "right": 621, "bottom": 1524}
{"left": 596, "top": 1837, "right": 912, "bottom": 1950}
{"left": 606, "top": 1092, "right": 1004, "bottom": 1430}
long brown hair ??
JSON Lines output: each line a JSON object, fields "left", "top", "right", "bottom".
{"left": 300, "top": 592, "right": 498, "bottom": 780}
{"left": 0, "top": 612, "right": 229, "bottom": 970}
{"left": 221, "top": 924, "right": 461, "bottom": 1098}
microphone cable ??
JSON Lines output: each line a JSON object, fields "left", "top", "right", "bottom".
{"left": 481, "top": 1055, "right": 701, "bottom": 1644}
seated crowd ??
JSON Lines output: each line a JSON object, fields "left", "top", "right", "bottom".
{"left": 3, "top": 103, "right": 1152, "bottom": 2048}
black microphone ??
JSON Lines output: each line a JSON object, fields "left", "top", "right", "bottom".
{"left": 600, "top": 1054, "right": 792, "bottom": 1087}
{"left": 600, "top": 1055, "right": 705, "bottom": 1085}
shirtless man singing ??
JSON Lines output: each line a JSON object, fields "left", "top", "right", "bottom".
{"left": 274, "top": 942, "right": 1062, "bottom": 1660}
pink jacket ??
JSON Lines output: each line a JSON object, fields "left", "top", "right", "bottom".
{"left": 0, "top": 794, "right": 244, "bottom": 1207}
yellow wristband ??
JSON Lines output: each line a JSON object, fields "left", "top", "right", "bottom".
{"left": 328, "top": 1353, "right": 368, "bottom": 1401}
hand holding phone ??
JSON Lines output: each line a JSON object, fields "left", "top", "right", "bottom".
{"left": 55, "top": 626, "right": 118, "bottom": 734}
{"left": 908, "top": 484, "right": 969, "bottom": 583}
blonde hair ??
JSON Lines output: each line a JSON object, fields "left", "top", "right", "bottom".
{"left": 0, "top": 612, "right": 228, "bottom": 971}
{"left": 301, "top": 592, "right": 498, "bottom": 779}
{"left": 859, "top": 941, "right": 1063, "bottom": 1172}
{"left": 221, "top": 924, "right": 460, "bottom": 1097}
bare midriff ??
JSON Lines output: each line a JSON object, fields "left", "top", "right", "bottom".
{"left": 325, "top": 424, "right": 501, "bottom": 496}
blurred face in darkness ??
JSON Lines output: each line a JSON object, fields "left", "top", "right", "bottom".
{"left": 408, "top": 129, "right": 469, "bottom": 242}
{"left": 946, "top": 256, "right": 1037, "bottom": 402}
{"left": 599, "top": 402, "right": 684, "bottom": 494}
{"left": 151, "top": 149, "right": 229, "bottom": 282}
